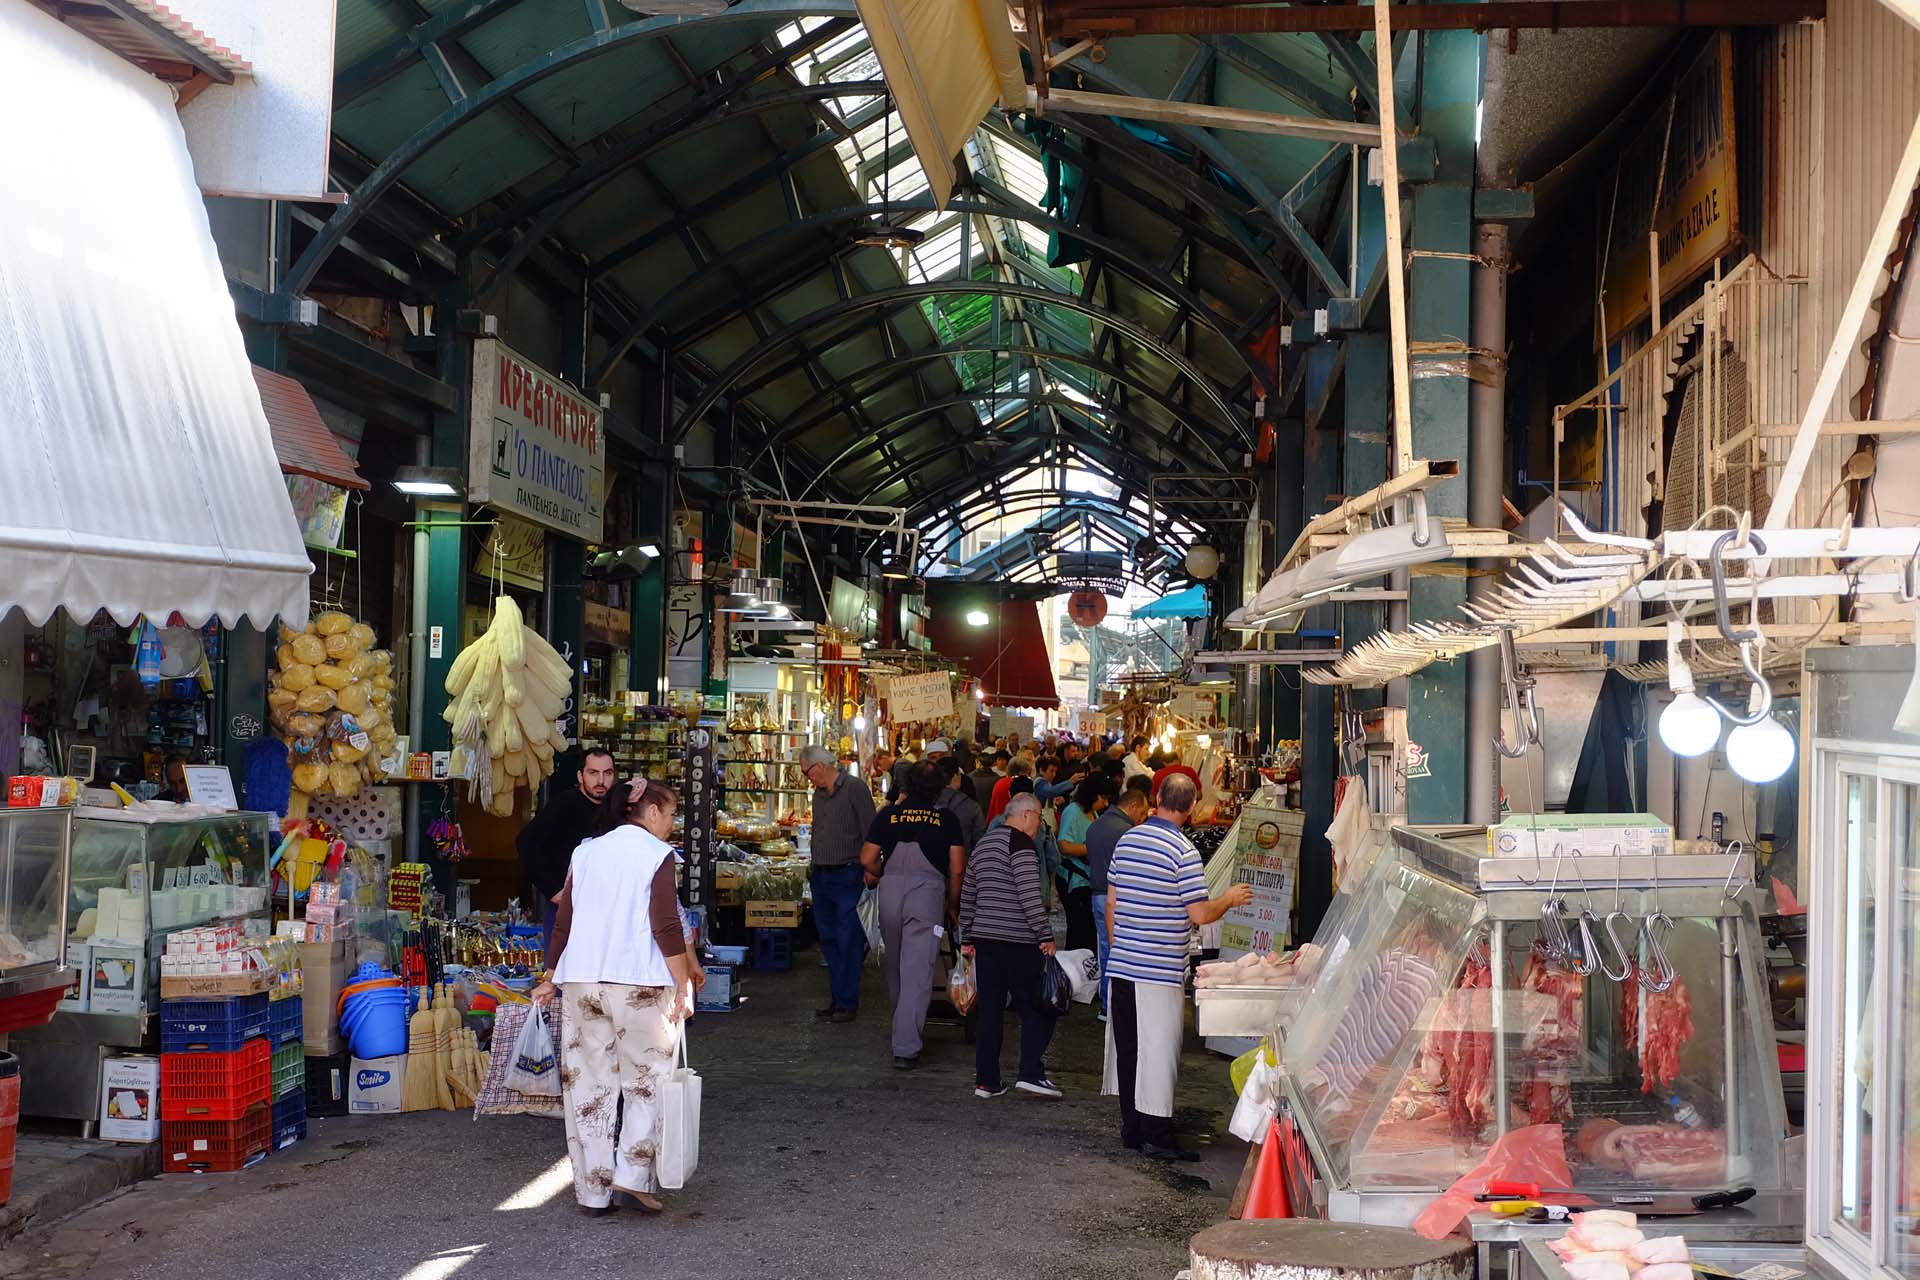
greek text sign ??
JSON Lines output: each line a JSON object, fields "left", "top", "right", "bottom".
{"left": 469, "top": 339, "right": 605, "bottom": 542}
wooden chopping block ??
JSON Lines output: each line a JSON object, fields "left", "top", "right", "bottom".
{"left": 1190, "top": 1220, "right": 1474, "bottom": 1280}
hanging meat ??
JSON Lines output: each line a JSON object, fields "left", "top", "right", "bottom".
{"left": 1519, "top": 940, "right": 1584, "bottom": 1124}
{"left": 1431, "top": 945, "right": 1494, "bottom": 1138}
{"left": 1622, "top": 965, "right": 1695, "bottom": 1094}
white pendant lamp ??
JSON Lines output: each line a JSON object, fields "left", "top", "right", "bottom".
{"left": 1657, "top": 622, "right": 1720, "bottom": 757}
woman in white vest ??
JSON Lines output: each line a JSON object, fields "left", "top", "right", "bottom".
{"left": 532, "top": 777, "right": 703, "bottom": 1215}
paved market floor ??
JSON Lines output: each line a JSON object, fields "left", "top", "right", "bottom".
{"left": 0, "top": 960, "right": 1240, "bottom": 1280}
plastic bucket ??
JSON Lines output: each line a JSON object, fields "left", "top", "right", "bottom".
{"left": 347, "top": 1000, "right": 407, "bottom": 1058}
{"left": 0, "top": 1052, "right": 20, "bottom": 1207}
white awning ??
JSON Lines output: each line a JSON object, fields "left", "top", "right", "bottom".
{"left": 0, "top": 2, "right": 311, "bottom": 630}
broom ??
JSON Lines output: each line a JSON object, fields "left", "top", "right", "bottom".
{"left": 401, "top": 987, "right": 438, "bottom": 1112}
{"left": 431, "top": 983, "right": 457, "bottom": 1110}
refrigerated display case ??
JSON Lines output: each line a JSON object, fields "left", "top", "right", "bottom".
{"left": 11, "top": 808, "right": 272, "bottom": 1121}
{"left": 1802, "top": 644, "right": 1920, "bottom": 1280}
{"left": 0, "top": 807, "right": 76, "bottom": 1030}
{"left": 1278, "top": 825, "right": 1791, "bottom": 1228}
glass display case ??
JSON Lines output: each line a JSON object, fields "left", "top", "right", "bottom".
{"left": 1280, "top": 825, "right": 1790, "bottom": 1226}
{"left": 12, "top": 808, "right": 272, "bottom": 1122}
{"left": 0, "top": 807, "right": 75, "bottom": 1005}
{"left": 1802, "top": 644, "right": 1920, "bottom": 1280}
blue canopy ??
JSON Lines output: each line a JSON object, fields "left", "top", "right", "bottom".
{"left": 1131, "top": 585, "right": 1209, "bottom": 620}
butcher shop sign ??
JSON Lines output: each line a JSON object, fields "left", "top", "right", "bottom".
{"left": 468, "top": 339, "right": 605, "bottom": 542}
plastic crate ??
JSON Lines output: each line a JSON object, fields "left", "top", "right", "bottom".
{"left": 163, "top": 1102, "right": 271, "bottom": 1173}
{"left": 268, "top": 996, "right": 303, "bottom": 1046}
{"left": 159, "top": 993, "right": 270, "bottom": 1053}
{"left": 161, "top": 1039, "right": 271, "bottom": 1121}
{"left": 271, "top": 1041, "right": 304, "bottom": 1100}
{"left": 270, "top": 1089, "right": 307, "bottom": 1151}
{"left": 751, "top": 928, "right": 793, "bottom": 972}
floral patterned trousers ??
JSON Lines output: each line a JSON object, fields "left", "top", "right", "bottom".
{"left": 560, "top": 981, "right": 678, "bottom": 1206}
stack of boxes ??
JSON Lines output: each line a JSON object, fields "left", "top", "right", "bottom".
{"left": 265, "top": 937, "right": 306, "bottom": 1150}
{"left": 299, "top": 930, "right": 352, "bottom": 1115}
{"left": 157, "top": 929, "right": 275, "bottom": 1173}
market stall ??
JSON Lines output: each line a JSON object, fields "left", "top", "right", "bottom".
{"left": 1237, "top": 821, "right": 1792, "bottom": 1264}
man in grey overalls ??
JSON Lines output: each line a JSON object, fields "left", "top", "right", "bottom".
{"left": 860, "top": 760, "right": 967, "bottom": 1070}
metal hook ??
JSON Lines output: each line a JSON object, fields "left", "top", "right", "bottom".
{"left": 1493, "top": 629, "right": 1542, "bottom": 760}
{"left": 1901, "top": 545, "right": 1920, "bottom": 603}
{"left": 1707, "top": 528, "right": 1769, "bottom": 645}
{"left": 1571, "top": 908, "right": 1602, "bottom": 977}
{"left": 1702, "top": 640, "right": 1776, "bottom": 727}
{"left": 1601, "top": 910, "right": 1638, "bottom": 981}
{"left": 1720, "top": 840, "right": 1746, "bottom": 904}
{"left": 1639, "top": 912, "right": 1678, "bottom": 992}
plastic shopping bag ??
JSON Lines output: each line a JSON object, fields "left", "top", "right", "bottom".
{"left": 1229, "top": 1054, "right": 1281, "bottom": 1142}
{"left": 949, "top": 955, "right": 977, "bottom": 1015}
{"left": 1053, "top": 947, "right": 1100, "bottom": 1003}
{"left": 857, "top": 887, "right": 885, "bottom": 965}
{"left": 501, "top": 1004, "right": 562, "bottom": 1097}
{"left": 1039, "top": 955, "right": 1074, "bottom": 1017}
{"left": 657, "top": 1033, "right": 702, "bottom": 1189}
{"left": 1411, "top": 1123, "right": 1576, "bottom": 1239}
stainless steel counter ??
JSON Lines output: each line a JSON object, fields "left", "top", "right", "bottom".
{"left": 1470, "top": 1192, "right": 1804, "bottom": 1280}
{"left": 1516, "top": 1234, "right": 1808, "bottom": 1280}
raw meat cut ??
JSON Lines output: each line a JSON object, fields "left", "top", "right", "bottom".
{"left": 1565, "top": 1260, "right": 1630, "bottom": 1280}
{"left": 1621, "top": 966, "right": 1695, "bottom": 1094}
{"left": 1567, "top": 1222, "right": 1646, "bottom": 1252}
{"left": 1632, "top": 1264, "right": 1694, "bottom": 1280}
{"left": 1574, "top": 1210, "right": 1640, "bottom": 1230}
{"left": 1629, "top": 1236, "right": 1690, "bottom": 1266}
{"left": 1578, "top": 1118, "right": 1625, "bottom": 1167}
{"left": 1522, "top": 940, "right": 1586, "bottom": 1067}
{"left": 1609, "top": 1124, "right": 1726, "bottom": 1181}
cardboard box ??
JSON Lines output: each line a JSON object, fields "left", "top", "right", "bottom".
{"left": 349, "top": 1055, "right": 405, "bottom": 1114}
{"left": 99, "top": 1055, "right": 161, "bottom": 1143}
{"left": 159, "top": 970, "right": 267, "bottom": 1000}
{"left": 87, "top": 944, "right": 145, "bottom": 1014}
{"left": 695, "top": 963, "right": 740, "bottom": 1012}
{"left": 744, "top": 900, "right": 803, "bottom": 929}
{"left": 1489, "top": 813, "right": 1674, "bottom": 859}
{"left": 302, "top": 939, "right": 351, "bottom": 1056}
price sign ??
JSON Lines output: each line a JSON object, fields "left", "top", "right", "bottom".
{"left": 886, "top": 671, "right": 952, "bottom": 723}
{"left": 182, "top": 766, "right": 239, "bottom": 811}
{"left": 681, "top": 726, "right": 717, "bottom": 908}
{"left": 1217, "top": 805, "right": 1302, "bottom": 958}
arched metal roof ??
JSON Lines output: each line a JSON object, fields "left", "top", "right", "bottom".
{"left": 302, "top": 0, "right": 1372, "bottom": 584}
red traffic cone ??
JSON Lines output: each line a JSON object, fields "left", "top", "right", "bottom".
{"left": 1241, "top": 1117, "right": 1291, "bottom": 1219}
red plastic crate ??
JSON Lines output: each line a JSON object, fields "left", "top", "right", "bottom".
{"left": 161, "top": 1039, "right": 271, "bottom": 1121}
{"left": 162, "top": 1102, "right": 271, "bottom": 1173}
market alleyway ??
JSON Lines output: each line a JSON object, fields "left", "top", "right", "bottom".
{"left": 0, "top": 964, "right": 1237, "bottom": 1280}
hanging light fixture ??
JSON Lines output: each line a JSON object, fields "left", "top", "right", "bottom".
{"left": 1657, "top": 621, "right": 1722, "bottom": 758}
{"left": 717, "top": 569, "right": 760, "bottom": 613}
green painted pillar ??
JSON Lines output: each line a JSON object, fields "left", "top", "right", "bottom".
{"left": 1342, "top": 333, "right": 1391, "bottom": 717}
{"left": 547, "top": 537, "right": 585, "bottom": 792}
{"left": 1297, "top": 411, "right": 1342, "bottom": 938}
{"left": 1402, "top": 28, "right": 1481, "bottom": 823}
{"left": 629, "top": 462, "right": 670, "bottom": 705}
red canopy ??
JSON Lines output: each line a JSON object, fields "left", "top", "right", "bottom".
{"left": 927, "top": 598, "right": 1060, "bottom": 709}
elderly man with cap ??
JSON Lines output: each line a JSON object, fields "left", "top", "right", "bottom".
{"left": 800, "top": 744, "right": 877, "bottom": 1023}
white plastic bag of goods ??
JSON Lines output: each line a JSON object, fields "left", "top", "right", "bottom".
{"left": 0, "top": 2, "right": 309, "bottom": 630}
{"left": 657, "top": 1033, "right": 702, "bottom": 1190}
{"left": 501, "top": 1005, "right": 562, "bottom": 1097}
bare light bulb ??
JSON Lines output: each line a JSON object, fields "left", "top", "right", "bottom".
{"left": 1726, "top": 715, "right": 1795, "bottom": 783}
{"left": 1658, "top": 692, "right": 1722, "bottom": 757}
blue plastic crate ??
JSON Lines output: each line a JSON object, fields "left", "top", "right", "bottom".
{"left": 268, "top": 996, "right": 303, "bottom": 1046}
{"left": 751, "top": 928, "right": 792, "bottom": 973}
{"left": 160, "top": 992, "right": 271, "bottom": 1053}
{"left": 271, "top": 1088, "right": 307, "bottom": 1151}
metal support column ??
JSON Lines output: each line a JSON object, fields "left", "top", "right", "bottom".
{"left": 1466, "top": 222, "right": 1510, "bottom": 824}
{"left": 1402, "top": 28, "right": 1480, "bottom": 823}
{"left": 1297, "top": 414, "right": 1341, "bottom": 940}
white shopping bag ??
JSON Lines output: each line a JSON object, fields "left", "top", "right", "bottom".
{"left": 1053, "top": 948, "right": 1100, "bottom": 1003}
{"left": 1229, "top": 1055, "right": 1281, "bottom": 1143}
{"left": 502, "top": 1004, "right": 561, "bottom": 1097}
{"left": 657, "top": 1032, "right": 702, "bottom": 1190}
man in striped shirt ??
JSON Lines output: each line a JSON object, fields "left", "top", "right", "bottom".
{"left": 958, "top": 793, "right": 1060, "bottom": 1099}
{"left": 1102, "top": 773, "right": 1251, "bottom": 1160}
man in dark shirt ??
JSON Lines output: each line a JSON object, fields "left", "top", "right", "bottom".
{"left": 1085, "top": 778, "right": 1150, "bottom": 1016}
{"left": 515, "top": 746, "right": 616, "bottom": 951}
{"left": 937, "top": 756, "right": 985, "bottom": 856}
{"left": 801, "top": 744, "right": 878, "bottom": 1023}
{"left": 860, "top": 761, "right": 965, "bottom": 1069}
{"left": 970, "top": 750, "right": 1008, "bottom": 812}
